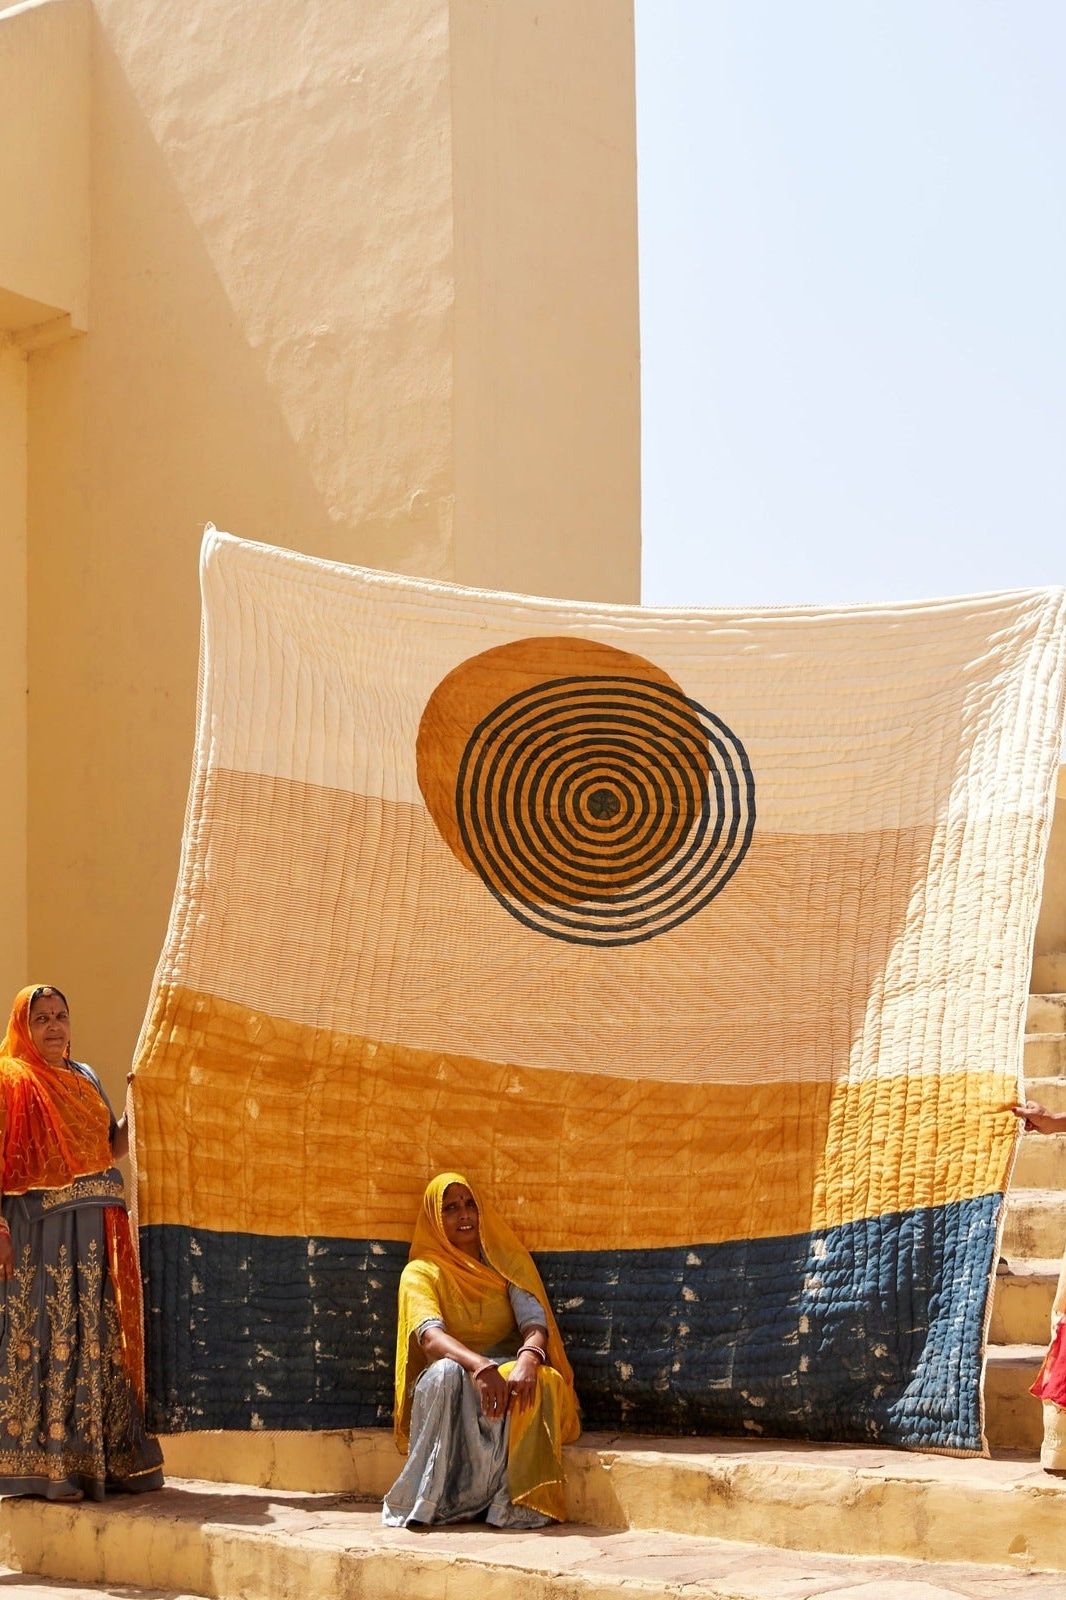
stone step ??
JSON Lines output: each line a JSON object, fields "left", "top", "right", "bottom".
{"left": 1002, "top": 1189, "right": 1066, "bottom": 1259}
{"left": 5, "top": 1476, "right": 1066, "bottom": 1598}
{"left": 1023, "top": 1033, "right": 1066, "bottom": 1077}
{"left": 990, "top": 1259, "right": 1058, "bottom": 1345}
{"left": 1016, "top": 1076, "right": 1066, "bottom": 1115}
{"left": 0, "top": 1573, "right": 200, "bottom": 1600}
{"left": 13, "top": 1563, "right": 1058, "bottom": 1600}
{"left": 109, "top": 1433, "right": 1066, "bottom": 1570}
{"left": 1032, "top": 952, "right": 1066, "bottom": 993}
{"left": 983, "top": 1344, "right": 1045, "bottom": 1453}
{"left": 159, "top": 1372, "right": 1053, "bottom": 1495}
{"left": 1027, "top": 995, "right": 1066, "bottom": 1035}
{"left": 1013, "top": 1130, "right": 1066, "bottom": 1187}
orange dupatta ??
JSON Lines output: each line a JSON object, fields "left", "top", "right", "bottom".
{"left": 0, "top": 986, "right": 146, "bottom": 1402}
{"left": 0, "top": 986, "right": 113, "bottom": 1194}
{"left": 393, "top": 1171, "right": 580, "bottom": 1519}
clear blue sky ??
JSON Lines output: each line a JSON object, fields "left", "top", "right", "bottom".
{"left": 636, "top": 2, "right": 1066, "bottom": 608}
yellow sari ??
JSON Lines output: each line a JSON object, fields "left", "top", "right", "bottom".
{"left": 393, "top": 1171, "right": 580, "bottom": 1521}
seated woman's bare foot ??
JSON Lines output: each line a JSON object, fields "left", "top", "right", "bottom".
{"left": 50, "top": 1487, "right": 84, "bottom": 1502}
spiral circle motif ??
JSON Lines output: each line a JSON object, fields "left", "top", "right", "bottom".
{"left": 453, "top": 673, "right": 755, "bottom": 946}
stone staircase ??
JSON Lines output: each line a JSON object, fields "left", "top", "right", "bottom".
{"left": 5, "top": 1438, "right": 1066, "bottom": 1600}
{"left": 4, "top": 966, "right": 1066, "bottom": 1599}
{"left": 984, "top": 980, "right": 1066, "bottom": 1457}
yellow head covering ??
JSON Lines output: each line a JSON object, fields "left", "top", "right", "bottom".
{"left": 393, "top": 1171, "right": 576, "bottom": 1451}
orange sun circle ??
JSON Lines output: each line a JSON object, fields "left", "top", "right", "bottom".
{"left": 416, "top": 636, "right": 754, "bottom": 946}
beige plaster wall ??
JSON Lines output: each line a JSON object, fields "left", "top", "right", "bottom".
{"left": 0, "top": 0, "right": 89, "bottom": 1004}
{"left": 0, "top": 348, "right": 28, "bottom": 999}
{"left": 22, "top": 0, "right": 641, "bottom": 1091}
{"left": 0, "top": 0, "right": 89, "bottom": 334}
{"left": 450, "top": 1, "right": 640, "bottom": 600}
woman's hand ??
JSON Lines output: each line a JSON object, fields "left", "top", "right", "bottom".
{"left": 419, "top": 1326, "right": 511, "bottom": 1419}
{"left": 507, "top": 1351, "right": 541, "bottom": 1413}
{"left": 0, "top": 1227, "right": 14, "bottom": 1284}
{"left": 473, "top": 1362, "right": 509, "bottom": 1420}
{"left": 1012, "top": 1101, "right": 1066, "bottom": 1135}
{"left": 110, "top": 1070, "right": 135, "bottom": 1162}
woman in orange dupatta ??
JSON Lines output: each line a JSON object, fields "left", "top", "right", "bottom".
{"left": 0, "top": 985, "right": 163, "bottom": 1500}
{"left": 384, "top": 1171, "right": 580, "bottom": 1528}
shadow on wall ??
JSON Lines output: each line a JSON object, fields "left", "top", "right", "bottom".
{"left": 27, "top": 5, "right": 454, "bottom": 1092}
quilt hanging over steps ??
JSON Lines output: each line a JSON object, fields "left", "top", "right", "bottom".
{"left": 132, "top": 531, "right": 1066, "bottom": 1452}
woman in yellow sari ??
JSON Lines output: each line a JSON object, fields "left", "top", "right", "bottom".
{"left": 0, "top": 985, "right": 163, "bottom": 1500}
{"left": 384, "top": 1171, "right": 580, "bottom": 1528}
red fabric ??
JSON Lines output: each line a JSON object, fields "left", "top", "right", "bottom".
{"left": 0, "top": 986, "right": 112, "bottom": 1194}
{"left": 105, "top": 1206, "right": 147, "bottom": 1406}
{"left": 1031, "top": 1321, "right": 1066, "bottom": 1408}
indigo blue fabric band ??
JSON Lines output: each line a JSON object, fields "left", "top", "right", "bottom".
{"left": 141, "top": 1192, "right": 999, "bottom": 1450}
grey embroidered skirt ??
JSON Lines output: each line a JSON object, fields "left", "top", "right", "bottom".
{"left": 0, "top": 1175, "right": 163, "bottom": 1500}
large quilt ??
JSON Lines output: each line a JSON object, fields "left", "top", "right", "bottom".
{"left": 132, "top": 531, "right": 1066, "bottom": 1452}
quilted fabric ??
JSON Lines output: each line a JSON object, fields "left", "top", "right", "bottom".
{"left": 132, "top": 531, "right": 1066, "bottom": 1451}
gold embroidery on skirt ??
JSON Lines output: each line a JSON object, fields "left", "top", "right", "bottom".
{"left": 41, "top": 1174, "right": 124, "bottom": 1211}
{"left": 100, "top": 1278, "right": 139, "bottom": 1477}
{"left": 0, "top": 1246, "right": 40, "bottom": 1446}
{"left": 44, "top": 1245, "right": 78, "bottom": 1443}
{"left": 76, "top": 1241, "right": 105, "bottom": 1451}
{"left": 0, "top": 1236, "right": 148, "bottom": 1485}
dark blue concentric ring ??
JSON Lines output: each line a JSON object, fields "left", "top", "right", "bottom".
{"left": 454, "top": 674, "right": 755, "bottom": 946}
